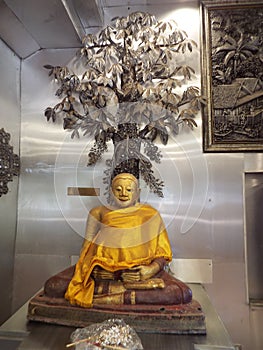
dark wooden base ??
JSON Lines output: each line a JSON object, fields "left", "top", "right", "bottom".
{"left": 27, "top": 291, "right": 206, "bottom": 334}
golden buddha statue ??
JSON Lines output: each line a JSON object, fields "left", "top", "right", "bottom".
{"left": 44, "top": 172, "right": 192, "bottom": 307}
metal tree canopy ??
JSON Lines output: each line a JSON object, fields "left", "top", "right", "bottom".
{"left": 44, "top": 11, "right": 204, "bottom": 195}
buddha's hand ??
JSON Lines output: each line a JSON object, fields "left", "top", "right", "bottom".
{"left": 121, "top": 268, "right": 141, "bottom": 282}
{"left": 121, "top": 261, "right": 160, "bottom": 282}
{"left": 137, "top": 261, "right": 160, "bottom": 280}
{"left": 92, "top": 266, "right": 115, "bottom": 280}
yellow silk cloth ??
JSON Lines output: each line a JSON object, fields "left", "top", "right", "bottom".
{"left": 65, "top": 204, "right": 172, "bottom": 308}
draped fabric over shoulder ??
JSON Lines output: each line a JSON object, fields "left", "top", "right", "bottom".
{"left": 65, "top": 203, "right": 172, "bottom": 308}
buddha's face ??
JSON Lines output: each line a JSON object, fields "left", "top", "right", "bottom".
{"left": 111, "top": 177, "right": 139, "bottom": 208}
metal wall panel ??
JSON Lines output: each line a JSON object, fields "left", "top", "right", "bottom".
{"left": 12, "top": 254, "right": 72, "bottom": 312}
{"left": 244, "top": 172, "right": 263, "bottom": 301}
{"left": 0, "top": 0, "right": 40, "bottom": 58}
{"left": 0, "top": 39, "right": 20, "bottom": 324}
{"left": 250, "top": 304, "right": 263, "bottom": 350}
{"left": 4, "top": 0, "right": 81, "bottom": 49}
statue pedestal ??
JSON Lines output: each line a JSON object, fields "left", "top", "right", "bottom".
{"left": 1, "top": 284, "right": 236, "bottom": 350}
{"left": 27, "top": 291, "right": 206, "bottom": 334}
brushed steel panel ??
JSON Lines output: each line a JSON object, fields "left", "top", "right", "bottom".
{"left": 244, "top": 172, "right": 263, "bottom": 301}
{"left": 4, "top": 0, "right": 81, "bottom": 49}
{"left": 194, "top": 346, "right": 235, "bottom": 350}
{"left": 244, "top": 153, "right": 263, "bottom": 172}
{"left": 249, "top": 305, "right": 263, "bottom": 350}
{"left": 0, "top": 39, "right": 20, "bottom": 325}
{"left": 170, "top": 258, "right": 213, "bottom": 284}
{"left": 0, "top": 0, "right": 40, "bottom": 58}
{"left": 208, "top": 154, "right": 244, "bottom": 262}
{"left": 12, "top": 254, "right": 71, "bottom": 312}
{"left": 66, "top": 0, "right": 103, "bottom": 31}
{"left": 203, "top": 262, "right": 250, "bottom": 350}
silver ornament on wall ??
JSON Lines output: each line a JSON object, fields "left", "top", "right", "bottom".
{"left": 0, "top": 128, "right": 20, "bottom": 197}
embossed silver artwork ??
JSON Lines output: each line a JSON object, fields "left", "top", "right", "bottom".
{"left": 0, "top": 128, "right": 20, "bottom": 196}
{"left": 201, "top": 0, "right": 263, "bottom": 152}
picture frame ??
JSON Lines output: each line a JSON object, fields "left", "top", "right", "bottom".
{"left": 200, "top": 0, "right": 263, "bottom": 152}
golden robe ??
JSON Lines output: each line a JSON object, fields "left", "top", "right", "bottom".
{"left": 65, "top": 203, "right": 172, "bottom": 308}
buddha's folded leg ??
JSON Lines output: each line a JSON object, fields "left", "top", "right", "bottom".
{"left": 44, "top": 265, "right": 75, "bottom": 298}
{"left": 125, "top": 271, "right": 192, "bottom": 305}
{"left": 43, "top": 265, "right": 192, "bottom": 306}
{"left": 92, "top": 271, "right": 192, "bottom": 305}
{"left": 160, "top": 270, "right": 192, "bottom": 304}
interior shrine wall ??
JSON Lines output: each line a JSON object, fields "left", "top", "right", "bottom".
{"left": 1, "top": 2, "right": 263, "bottom": 349}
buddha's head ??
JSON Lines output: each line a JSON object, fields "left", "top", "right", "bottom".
{"left": 111, "top": 173, "right": 140, "bottom": 208}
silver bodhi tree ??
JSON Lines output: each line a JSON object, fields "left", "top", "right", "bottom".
{"left": 44, "top": 11, "right": 205, "bottom": 197}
